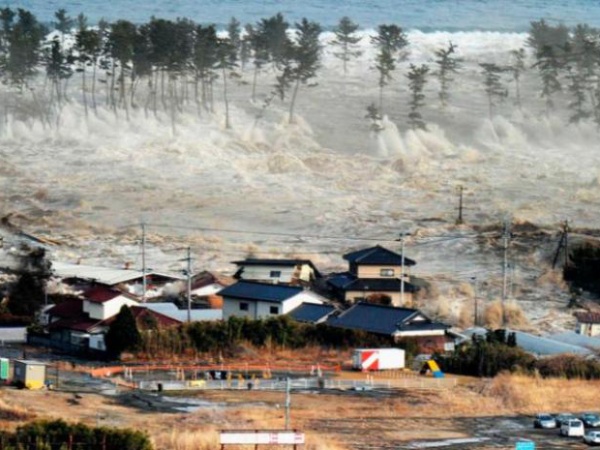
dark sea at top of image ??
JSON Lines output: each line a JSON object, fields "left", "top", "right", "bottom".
{"left": 5, "top": 0, "right": 600, "bottom": 31}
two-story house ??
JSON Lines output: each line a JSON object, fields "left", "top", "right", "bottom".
{"left": 326, "top": 245, "right": 419, "bottom": 307}
{"left": 232, "top": 258, "right": 321, "bottom": 287}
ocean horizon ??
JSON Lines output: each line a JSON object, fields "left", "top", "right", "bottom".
{"left": 4, "top": 0, "right": 600, "bottom": 32}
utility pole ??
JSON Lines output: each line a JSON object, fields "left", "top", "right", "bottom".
{"left": 456, "top": 185, "right": 464, "bottom": 225}
{"left": 399, "top": 232, "right": 407, "bottom": 306}
{"left": 563, "top": 220, "right": 570, "bottom": 268}
{"left": 502, "top": 220, "right": 511, "bottom": 327}
{"left": 141, "top": 222, "right": 147, "bottom": 302}
{"left": 186, "top": 247, "right": 192, "bottom": 323}
{"left": 285, "top": 377, "right": 291, "bottom": 430}
{"left": 472, "top": 277, "right": 478, "bottom": 326}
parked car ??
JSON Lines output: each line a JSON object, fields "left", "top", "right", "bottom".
{"left": 534, "top": 413, "right": 557, "bottom": 429}
{"left": 584, "top": 430, "right": 600, "bottom": 446}
{"left": 561, "top": 419, "right": 585, "bottom": 437}
{"left": 555, "top": 413, "right": 577, "bottom": 427}
{"left": 581, "top": 413, "right": 600, "bottom": 428}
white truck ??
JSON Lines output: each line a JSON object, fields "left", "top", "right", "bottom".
{"left": 352, "top": 348, "right": 405, "bottom": 371}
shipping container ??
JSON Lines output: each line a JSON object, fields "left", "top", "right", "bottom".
{"left": 352, "top": 348, "right": 405, "bottom": 371}
{"left": 0, "top": 358, "right": 8, "bottom": 380}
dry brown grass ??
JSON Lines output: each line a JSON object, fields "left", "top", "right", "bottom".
{"left": 0, "top": 397, "right": 35, "bottom": 421}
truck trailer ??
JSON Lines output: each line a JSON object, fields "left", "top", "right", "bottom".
{"left": 352, "top": 348, "right": 405, "bottom": 371}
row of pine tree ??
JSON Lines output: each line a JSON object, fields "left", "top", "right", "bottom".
{"left": 1, "top": 8, "right": 600, "bottom": 132}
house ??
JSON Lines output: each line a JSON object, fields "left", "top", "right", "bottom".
{"left": 232, "top": 258, "right": 321, "bottom": 286}
{"left": 51, "top": 261, "right": 185, "bottom": 299}
{"left": 219, "top": 280, "right": 326, "bottom": 320}
{"left": 327, "top": 245, "right": 419, "bottom": 307}
{"left": 574, "top": 312, "right": 600, "bottom": 337}
{"left": 326, "top": 302, "right": 453, "bottom": 353}
{"left": 142, "top": 302, "right": 223, "bottom": 322}
{"left": 189, "top": 271, "right": 235, "bottom": 308}
{"left": 288, "top": 303, "right": 337, "bottom": 324}
{"left": 42, "top": 287, "right": 180, "bottom": 354}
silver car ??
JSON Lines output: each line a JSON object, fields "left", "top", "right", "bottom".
{"left": 534, "top": 413, "right": 556, "bottom": 429}
{"left": 582, "top": 413, "right": 600, "bottom": 428}
{"left": 583, "top": 430, "right": 600, "bottom": 446}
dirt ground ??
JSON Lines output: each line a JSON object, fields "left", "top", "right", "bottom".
{"left": 2, "top": 371, "right": 600, "bottom": 450}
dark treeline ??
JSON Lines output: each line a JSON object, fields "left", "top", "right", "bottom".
{"left": 0, "top": 419, "right": 152, "bottom": 450}
{"left": 0, "top": 8, "right": 599, "bottom": 135}
{"left": 107, "top": 312, "right": 413, "bottom": 359}
{"left": 438, "top": 329, "right": 600, "bottom": 379}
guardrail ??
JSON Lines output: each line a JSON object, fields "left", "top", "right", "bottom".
{"left": 136, "top": 376, "right": 456, "bottom": 392}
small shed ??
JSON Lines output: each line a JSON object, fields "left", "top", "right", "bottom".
{"left": 13, "top": 360, "right": 46, "bottom": 389}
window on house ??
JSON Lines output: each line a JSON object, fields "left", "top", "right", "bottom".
{"left": 269, "top": 306, "right": 279, "bottom": 314}
{"left": 239, "top": 302, "right": 249, "bottom": 311}
{"left": 380, "top": 268, "right": 395, "bottom": 277}
{"left": 270, "top": 270, "right": 282, "bottom": 278}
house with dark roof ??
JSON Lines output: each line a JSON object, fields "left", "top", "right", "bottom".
{"left": 575, "top": 312, "right": 600, "bottom": 337}
{"left": 219, "top": 280, "right": 327, "bottom": 320}
{"left": 41, "top": 288, "right": 180, "bottom": 354}
{"left": 232, "top": 258, "right": 321, "bottom": 287}
{"left": 326, "top": 302, "right": 453, "bottom": 353}
{"left": 327, "top": 245, "right": 419, "bottom": 307}
{"left": 288, "top": 303, "right": 337, "bottom": 324}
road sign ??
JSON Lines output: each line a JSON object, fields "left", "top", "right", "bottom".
{"left": 220, "top": 430, "right": 305, "bottom": 445}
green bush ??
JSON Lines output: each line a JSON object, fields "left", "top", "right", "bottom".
{"left": 6, "top": 419, "right": 153, "bottom": 450}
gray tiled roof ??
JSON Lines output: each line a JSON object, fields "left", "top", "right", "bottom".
{"left": 219, "top": 280, "right": 303, "bottom": 303}
{"left": 288, "top": 303, "right": 336, "bottom": 323}
{"left": 327, "top": 302, "right": 447, "bottom": 336}
{"left": 343, "top": 245, "right": 416, "bottom": 266}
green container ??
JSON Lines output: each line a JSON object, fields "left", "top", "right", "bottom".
{"left": 0, "top": 358, "right": 9, "bottom": 380}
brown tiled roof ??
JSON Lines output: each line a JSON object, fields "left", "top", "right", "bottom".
{"left": 47, "top": 299, "right": 83, "bottom": 319}
{"left": 575, "top": 312, "right": 600, "bottom": 324}
{"left": 84, "top": 286, "right": 125, "bottom": 303}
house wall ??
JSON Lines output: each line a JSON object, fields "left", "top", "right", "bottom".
{"left": 238, "top": 266, "right": 295, "bottom": 283}
{"left": 237, "top": 264, "right": 316, "bottom": 285}
{"left": 578, "top": 322, "right": 600, "bottom": 336}
{"left": 84, "top": 297, "right": 139, "bottom": 320}
{"left": 89, "top": 334, "right": 106, "bottom": 351}
{"left": 356, "top": 265, "right": 411, "bottom": 279}
{"left": 223, "top": 291, "right": 324, "bottom": 320}
{"left": 223, "top": 298, "right": 259, "bottom": 320}
{"left": 345, "top": 290, "right": 414, "bottom": 307}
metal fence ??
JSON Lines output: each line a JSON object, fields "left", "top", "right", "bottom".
{"left": 137, "top": 376, "right": 456, "bottom": 392}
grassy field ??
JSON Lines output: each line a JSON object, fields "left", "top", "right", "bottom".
{"left": 2, "top": 371, "right": 600, "bottom": 449}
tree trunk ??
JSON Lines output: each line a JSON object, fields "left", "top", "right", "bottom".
{"left": 252, "top": 65, "right": 258, "bottom": 102}
{"left": 222, "top": 66, "right": 230, "bottom": 129}
{"left": 91, "top": 59, "right": 98, "bottom": 114}
{"left": 288, "top": 78, "right": 301, "bottom": 124}
{"left": 82, "top": 64, "right": 88, "bottom": 119}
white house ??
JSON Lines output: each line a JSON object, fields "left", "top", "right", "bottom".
{"left": 219, "top": 280, "right": 326, "bottom": 320}
{"left": 82, "top": 286, "right": 139, "bottom": 320}
{"left": 232, "top": 259, "right": 321, "bottom": 286}
{"left": 575, "top": 312, "right": 600, "bottom": 337}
